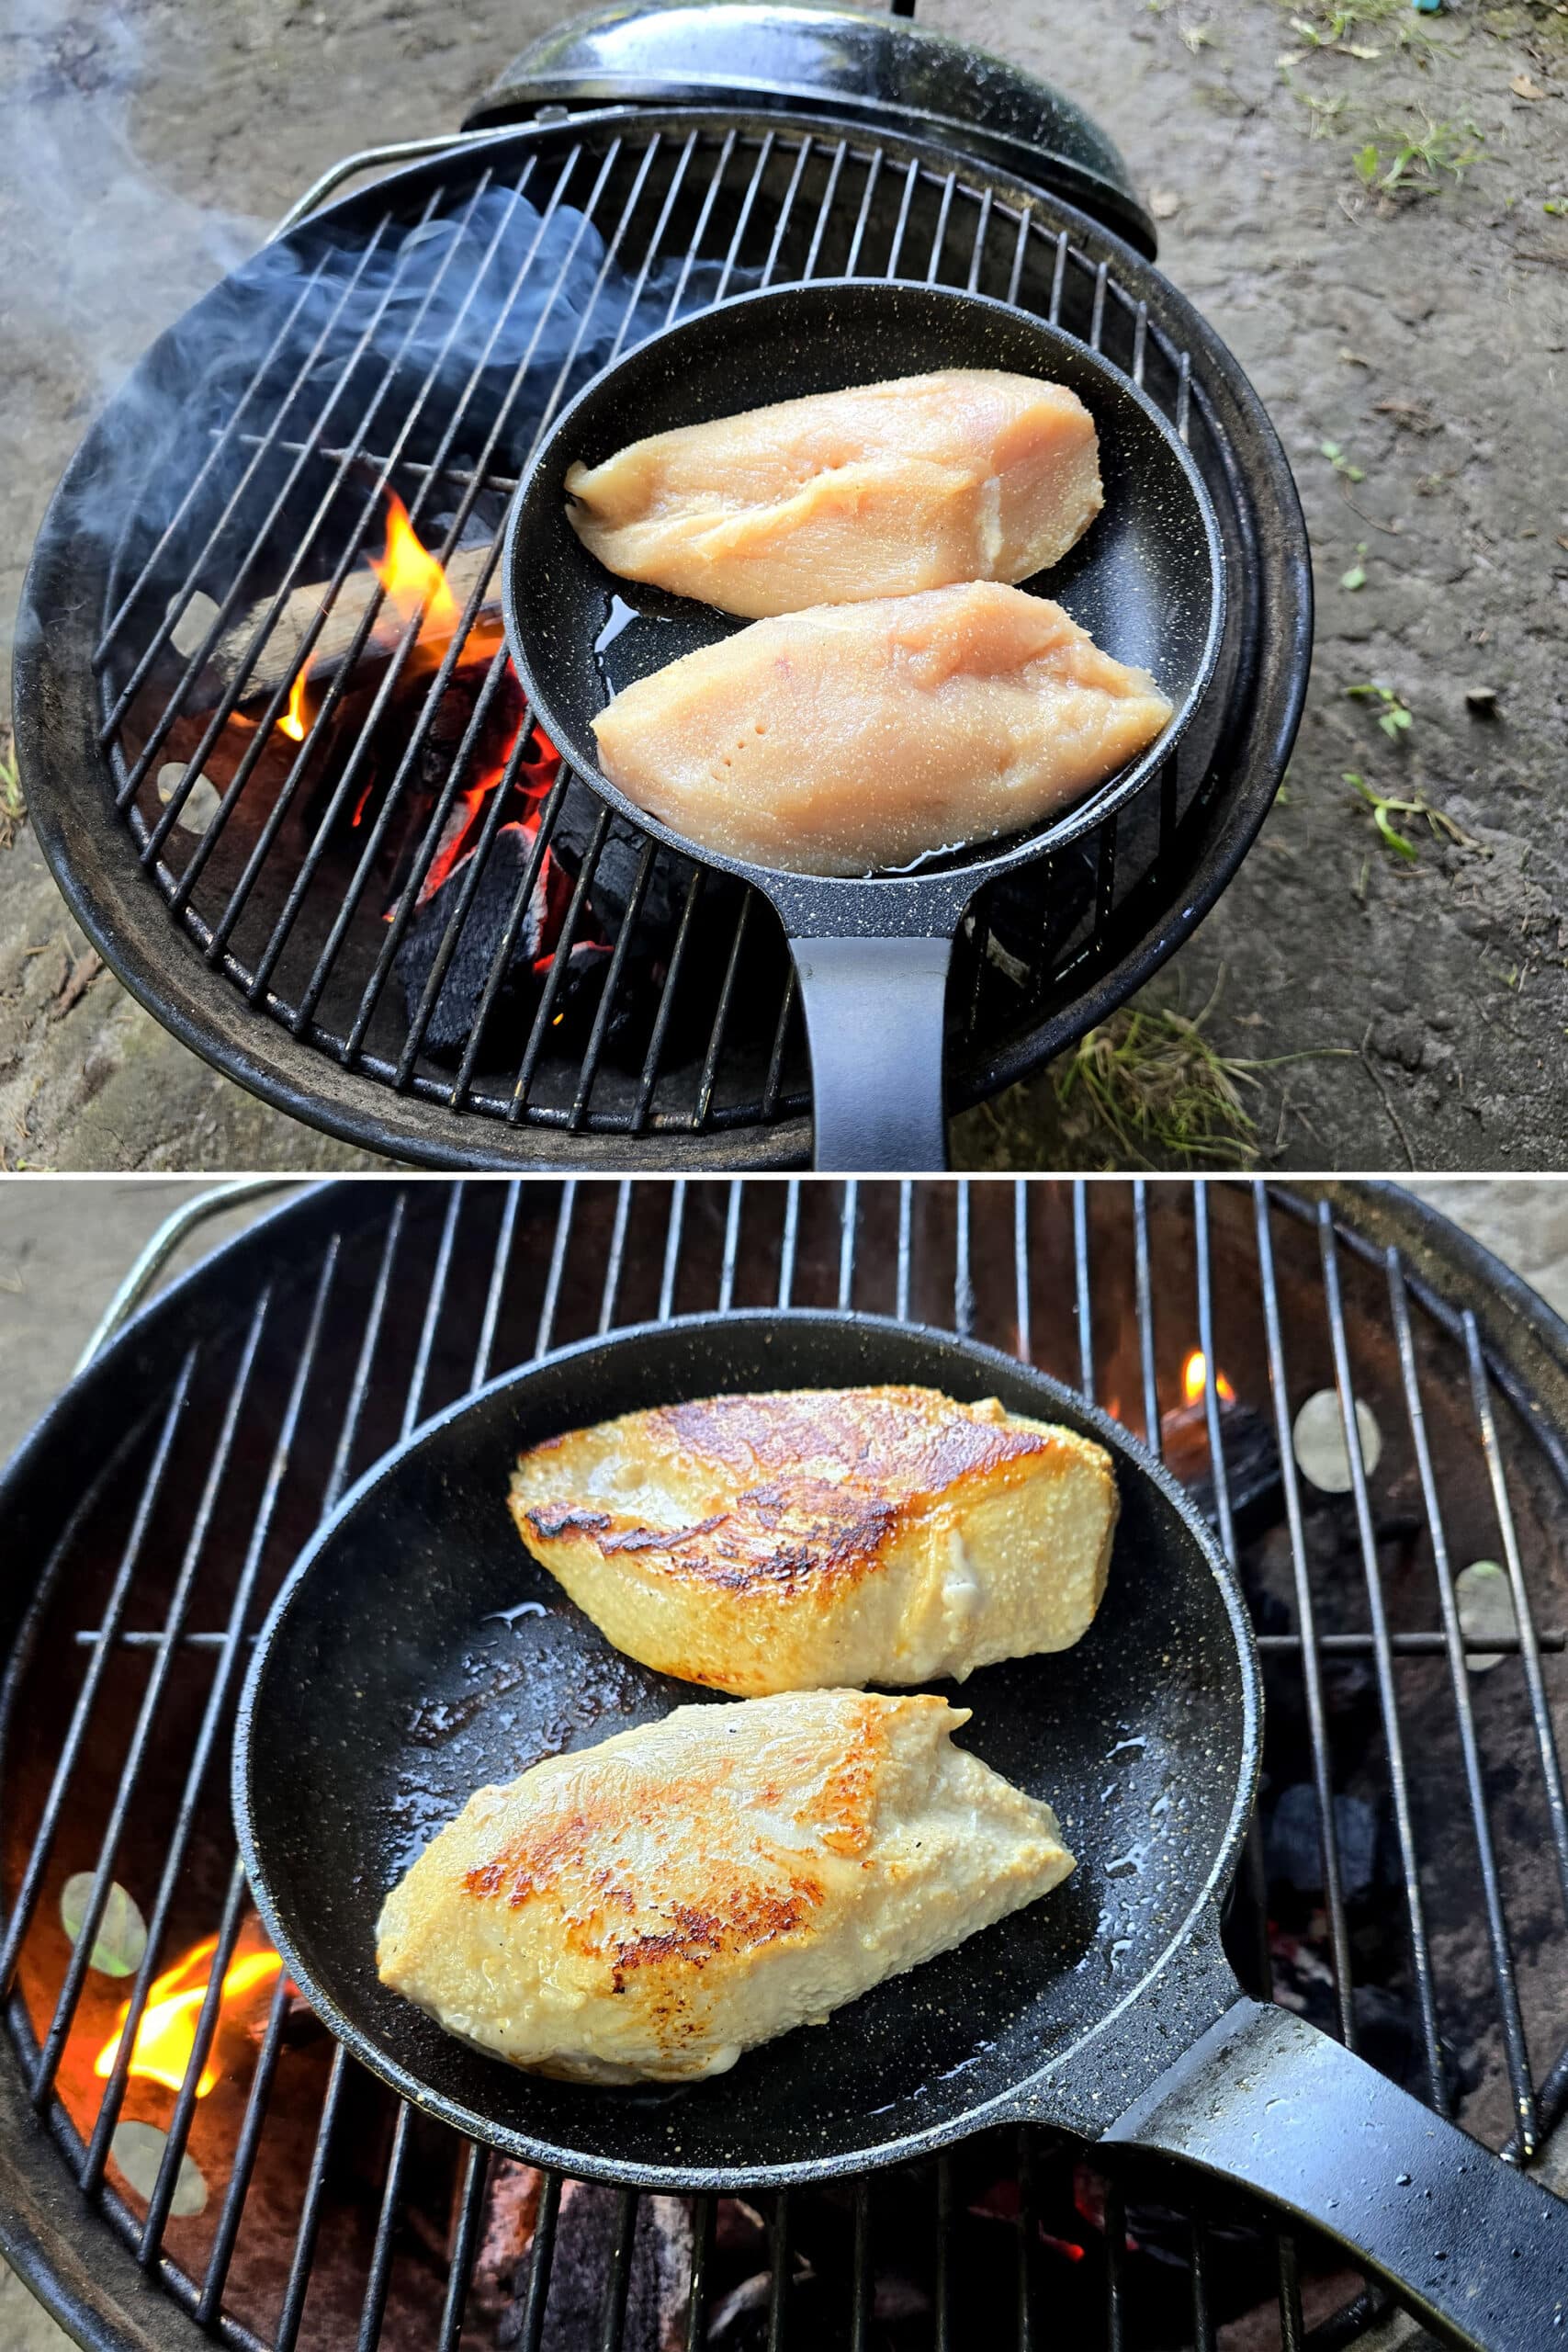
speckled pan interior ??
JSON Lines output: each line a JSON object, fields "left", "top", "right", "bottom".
{"left": 236, "top": 1311, "right": 1258, "bottom": 2188}
{"left": 502, "top": 278, "right": 1225, "bottom": 898}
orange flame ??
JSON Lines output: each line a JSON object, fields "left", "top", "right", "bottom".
{"left": 370, "top": 490, "right": 457, "bottom": 633}
{"left": 95, "top": 1936, "right": 283, "bottom": 2098}
{"left": 1180, "top": 1350, "right": 1235, "bottom": 1408}
{"left": 277, "top": 666, "right": 310, "bottom": 743}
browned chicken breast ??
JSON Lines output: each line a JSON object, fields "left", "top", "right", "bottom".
{"left": 508, "top": 1385, "right": 1117, "bottom": 1695}
{"left": 376, "top": 1690, "right": 1075, "bottom": 2082}
{"left": 565, "top": 368, "right": 1102, "bottom": 618}
{"left": 590, "top": 582, "right": 1173, "bottom": 876}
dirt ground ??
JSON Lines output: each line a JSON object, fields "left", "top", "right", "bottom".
{"left": 0, "top": 0, "right": 1564, "bottom": 1172}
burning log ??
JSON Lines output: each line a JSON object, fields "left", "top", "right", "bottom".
{"left": 185, "top": 533, "right": 500, "bottom": 713}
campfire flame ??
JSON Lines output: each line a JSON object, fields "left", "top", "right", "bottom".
{"left": 95, "top": 1935, "right": 283, "bottom": 2098}
{"left": 371, "top": 490, "right": 457, "bottom": 634}
{"left": 1180, "top": 1350, "right": 1235, "bottom": 1408}
{"left": 277, "top": 666, "right": 310, "bottom": 743}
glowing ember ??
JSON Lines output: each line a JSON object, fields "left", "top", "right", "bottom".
{"left": 371, "top": 490, "right": 457, "bottom": 634}
{"left": 1180, "top": 1350, "right": 1235, "bottom": 1408}
{"left": 95, "top": 1935, "right": 283, "bottom": 2098}
{"left": 277, "top": 665, "right": 310, "bottom": 743}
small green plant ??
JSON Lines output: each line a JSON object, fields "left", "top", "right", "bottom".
{"left": 1348, "top": 681, "right": 1412, "bottom": 737}
{"left": 1321, "top": 438, "right": 1366, "bottom": 481}
{"left": 1341, "top": 542, "right": 1369, "bottom": 590}
{"left": 1353, "top": 113, "right": 1483, "bottom": 195}
{"left": 1346, "top": 771, "right": 1480, "bottom": 859}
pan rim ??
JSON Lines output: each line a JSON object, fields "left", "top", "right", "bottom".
{"left": 232, "top": 1306, "right": 1262, "bottom": 2188}
{"left": 501, "top": 277, "right": 1229, "bottom": 909}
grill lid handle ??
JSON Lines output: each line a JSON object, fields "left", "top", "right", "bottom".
{"left": 1106, "top": 1996, "right": 1568, "bottom": 2350}
{"left": 791, "top": 934, "right": 952, "bottom": 1172}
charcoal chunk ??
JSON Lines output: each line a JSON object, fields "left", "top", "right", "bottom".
{"left": 550, "top": 774, "right": 702, "bottom": 938}
{"left": 395, "top": 822, "right": 553, "bottom": 1067}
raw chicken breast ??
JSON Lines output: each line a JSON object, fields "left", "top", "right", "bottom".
{"left": 592, "top": 582, "right": 1173, "bottom": 876}
{"left": 565, "top": 369, "right": 1101, "bottom": 617}
{"left": 375, "top": 1690, "right": 1074, "bottom": 2082}
{"left": 509, "top": 1384, "right": 1117, "bottom": 1695}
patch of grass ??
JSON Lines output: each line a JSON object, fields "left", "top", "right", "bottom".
{"left": 0, "top": 745, "right": 24, "bottom": 853}
{"left": 1321, "top": 438, "right": 1366, "bottom": 482}
{"left": 1054, "top": 994, "right": 1293, "bottom": 1170}
{"left": 1348, "top": 681, "right": 1413, "bottom": 737}
{"left": 1280, "top": 0, "right": 1452, "bottom": 56}
{"left": 1353, "top": 112, "right": 1484, "bottom": 196}
{"left": 1346, "top": 770, "right": 1483, "bottom": 859}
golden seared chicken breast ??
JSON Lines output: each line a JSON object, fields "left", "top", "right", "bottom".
{"left": 565, "top": 368, "right": 1101, "bottom": 618}
{"left": 591, "top": 582, "right": 1172, "bottom": 876}
{"left": 376, "top": 1690, "right": 1074, "bottom": 2082}
{"left": 508, "top": 1384, "right": 1117, "bottom": 1695}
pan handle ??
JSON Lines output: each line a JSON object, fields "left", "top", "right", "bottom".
{"left": 789, "top": 934, "right": 953, "bottom": 1171}
{"left": 1106, "top": 1996, "right": 1568, "bottom": 2349}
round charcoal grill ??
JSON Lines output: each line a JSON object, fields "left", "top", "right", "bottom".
{"left": 3, "top": 1177, "right": 1568, "bottom": 2352}
{"left": 14, "top": 39, "right": 1309, "bottom": 1171}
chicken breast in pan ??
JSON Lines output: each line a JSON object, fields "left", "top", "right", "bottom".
{"left": 590, "top": 582, "right": 1173, "bottom": 876}
{"left": 376, "top": 1690, "right": 1075, "bottom": 2082}
{"left": 508, "top": 1384, "right": 1117, "bottom": 1695}
{"left": 565, "top": 369, "right": 1102, "bottom": 618}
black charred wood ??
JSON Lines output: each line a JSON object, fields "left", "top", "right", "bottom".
{"left": 394, "top": 821, "right": 557, "bottom": 1066}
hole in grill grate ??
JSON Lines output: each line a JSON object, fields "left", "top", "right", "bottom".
{"left": 3, "top": 1179, "right": 1568, "bottom": 2350}
{"left": 18, "top": 106, "right": 1305, "bottom": 1168}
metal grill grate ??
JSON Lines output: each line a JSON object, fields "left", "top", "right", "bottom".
{"left": 6, "top": 1179, "right": 1566, "bottom": 2352}
{"left": 18, "top": 107, "right": 1304, "bottom": 1169}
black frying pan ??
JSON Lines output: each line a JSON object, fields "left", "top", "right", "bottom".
{"left": 501, "top": 283, "right": 1224, "bottom": 1171}
{"left": 235, "top": 1313, "right": 1568, "bottom": 2349}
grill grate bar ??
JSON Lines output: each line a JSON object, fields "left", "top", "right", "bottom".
{"left": 685, "top": 2194, "right": 715, "bottom": 2352}
{"left": 84, "top": 1239, "right": 342, "bottom": 2196}
{"left": 1133, "top": 1178, "right": 1159, "bottom": 1459}
{"left": 1072, "top": 1181, "right": 1094, "bottom": 1399}
{"left": 449, "top": 764, "right": 571, "bottom": 1114}
{"left": 1318, "top": 1204, "right": 1447, "bottom": 2110}
{"left": 1194, "top": 1183, "right": 1236, "bottom": 1560}
{"left": 1464, "top": 1311, "right": 1568, "bottom": 1917}
{"left": 932, "top": 2162, "right": 953, "bottom": 2351}
{"left": 599, "top": 1178, "right": 635, "bottom": 1331}
{"left": 404, "top": 1183, "right": 467, "bottom": 1437}
{"left": 1255, "top": 1187, "right": 1356, "bottom": 2049}
{"left": 34, "top": 1299, "right": 271, "bottom": 2109}
{"left": 600, "top": 2188, "right": 640, "bottom": 2351}
{"left": 274, "top": 2041, "right": 347, "bottom": 2352}
{"left": 437, "top": 2143, "right": 489, "bottom": 2352}
{"left": 328, "top": 1189, "right": 407, "bottom": 1510}
{"left": 515, "top": 2166, "right": 563, "bottom": 2352}
{"left": 630, "top": 868, "right": 709, "bottom": 1132}
{"left": 197, "top": 1965, "right": 293, "bottom": 2325}
{"left": 140, "top": 1860, "right": 250, "bottom": 2255}
{"left": 508, "top": 800, "right": 614, "bottom": 1119}
{"left": 768, "top": 2189, "right": 792, "bottom": 2348}
{"left": 355, "top": 2097, "right": 414, "bottom": 2352}
{"left": 1387, "top": 1254, "right": 1540, "bottom": 2154}
{"left": 475, "top": 1180, "right": 524, "bottom": 1385}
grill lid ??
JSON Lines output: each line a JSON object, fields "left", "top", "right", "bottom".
{"left": 463, "top": 0, "right": 1158, "bottom": 256}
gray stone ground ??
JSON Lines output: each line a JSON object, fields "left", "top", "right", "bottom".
{"left": 1, "top": 1171, "right": 1566, "bottom": 2347}
{"left": 0, "top": 0, "right": 1564, "bottom": 1171}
